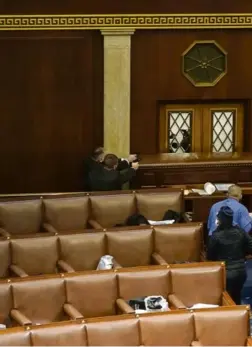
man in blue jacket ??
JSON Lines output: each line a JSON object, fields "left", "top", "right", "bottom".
{"left": 208, "top": 185, "right": 252, "bottom": 235}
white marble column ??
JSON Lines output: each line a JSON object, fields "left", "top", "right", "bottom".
{"left": 101, "top": 29, "right": 135, "bottom": 158}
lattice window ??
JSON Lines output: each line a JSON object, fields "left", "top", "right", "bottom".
{"left": 212, "top": 111, "right": 234, "bottom": 153}
{"left": 168, "top": 111, "right": 192, "bottom": 153}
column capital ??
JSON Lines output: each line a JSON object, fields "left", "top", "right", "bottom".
{"left": 100, "top": 29, "right": 135, "bottom": 36}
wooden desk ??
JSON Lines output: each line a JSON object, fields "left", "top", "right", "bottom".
{"left": 165, "top": 183, "right": 252, "bottom": 223}
{"left": 133, "top": 152, "right": 252, "bottom": 188}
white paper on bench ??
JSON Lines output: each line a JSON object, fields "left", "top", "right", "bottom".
{"left": 191, "top": 189, "right": 210, "bottom": 195}
{"left": 189, "top": 303, "right": 219, "bottom": 309}
{"left": 148, "top": 220, "right": 175, "bottom": 226}
{"left": 214, "top": 183, "right": 233, "bottom": 191}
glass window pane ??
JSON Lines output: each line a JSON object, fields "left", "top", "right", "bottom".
{"left": 212, "top": 110, "right": 234, "bottom": 153}
{"left": 168, "top": 111, "right": 192, "bottom": 153}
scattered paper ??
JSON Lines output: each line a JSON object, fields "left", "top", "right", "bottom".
{"left": 189, "top": 303, "right": 219, "bottom": 309}
{"left": 191, "top": 189, "right": 210, "bottom": 195}
{"left": 214, "top": 183, "right": 233, "bottom": 191}
{"left": 135, "top": 309, "right": 148, "bottom": 314}
{"left": 148, "top": 220, "right": 175, "bottom": 226}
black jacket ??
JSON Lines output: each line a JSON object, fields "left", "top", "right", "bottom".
{"left": 88, "top": 166, "right": 136, "bottom": 191}
{"left": 207, "top": 226, "right": 252, "bottom": 272}
{"left": 83, "top": 157, "right": 131, "bottom": 191}
{"left": 83, "top": 157, "right": 101, "bottom": 191}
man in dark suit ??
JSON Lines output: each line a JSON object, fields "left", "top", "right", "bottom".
{"left": 89, "top": 153, "right": 139, "bottom": 191}
{"left": 83, "top": 147, "right": 105, "bottom": 191}
{"left": 83, "top": 147, "right": 137, "bottom": 191}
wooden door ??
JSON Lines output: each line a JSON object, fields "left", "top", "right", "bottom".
{"left": 159, "top": 103, "right": 244, "bottom": 154}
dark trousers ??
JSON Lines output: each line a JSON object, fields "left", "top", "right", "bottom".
{"left": 226, "top": 270, "right": 247, "bottom": 304}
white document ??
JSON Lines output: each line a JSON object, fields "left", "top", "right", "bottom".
{"left": 191, "top": 189, "right": 210, "bottom": 195}
{"left": 214, "top": 183, "right": 233, "bottom": 191}
{"left": 189, "top": 303, "right": 219, "bottom": 309}
{"left": 148, "top": 220, "right": 175, "bottom": 226}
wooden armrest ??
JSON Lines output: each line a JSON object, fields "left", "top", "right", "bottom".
{"left": 191, "top": 341, "right": 203, "bottom": 346}
{"left": 116, "top": 298, "right": 135, "bottom": 314}
{"left": 88, "top": 219, "right": 103, "bottom": 229}
{"left": 10, "top": 265, "right": 28, "bottom": 278}
{"left": 152, "top": 252, "right": 168, "bottom": 265}
{"left": 247, "top": 337, "right": 252, "bottom": 346}
{"left": 168, "top": 294, "right": 187, "bottom": 309}
{"left": 10, "top": 309, "right": 32, "bottom": 326}
{"left": 222, "top": 291, "right": 236, "bottom": 306}
{"left": 42, "top": 223, "right": 58, "bottom": 235}
{"left": 64, "top": 303, "right": 84, "bottom": 320}
{"left": 113, "top": 259, "right": 122, "bottom": 269}
{"left": 200, "top": 250, "right": 206, "bottom": 261}
{"left": 58, "top": 260, "right": 75, "bottom": 273}
{"left": 0, "top": 228, "right": 10, "bottom": 238}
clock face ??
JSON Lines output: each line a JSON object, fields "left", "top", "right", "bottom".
{"left": 182, "top": 41, "right": 227, "bottom": 87}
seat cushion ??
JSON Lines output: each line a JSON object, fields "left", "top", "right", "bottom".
{"left": 106, "top": 229, "right": 153, "bottom": 267}
{"left": 59, "top": 233, "right": 106, "bottom": 271}
{"left": 136, "top": 191, "right": 182, "bottom": 220}
{"left": 0, "top": 240, "right": 10, "bottom": 278}
{"left": 12, "top": 277, "right": 65, "bottom": 324}
{"left": 0, "top": 329, "right": 31, "bottom": 346}
{"left": 171, "top": 264, "right": 224, "bottom": 307}
{"left": 0, "top": 200, "right": 42, "bottom": 234}
{"left": 44, "top": 197, "right": 89, "bottom": 231}
{"left": 154, "top": 224, "right": 202, "bottom": 263}
{"left": 86, "top": 316, "right": 140, "bottom": 346}
{"left": 65, "top": 272, "right": 117, "bottom": 318}
{"left": 140, "top": 311, "right": 194, "bottom": 346}
{"left": 194, "top": 307, "right": 249, "bottom": 346}
{"left": 90, "top": 194, "right": 136, "bottom": 228}
{"left": 118, "top": 268, "right": 170, "bottom": 300}
{"left": 31, "top": 322, "right": 87, "bottom": 346}
{"left": 11, "top": 237, "right": 58, "bottom": 276}
{"left": 0, "top": 282, "right": 12, "bottom": 327}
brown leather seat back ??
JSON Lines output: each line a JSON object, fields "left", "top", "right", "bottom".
{"left": 194, "top": 306, "right": 249, "bottom": 346}
{"left": 0, "top": 328, "right": 31, "bottom": 346}
{"left": 65, "top": 272, "right": 117, "bottom": 318}
{"left": 30, "top": 321, "right": 87, "bottom": 346}
{"left": 0, "top": 282, "right": 12, "bottom": 327}
{"left": 171, "top": 263, "right": 224, "bottom": 307}
{"left": 11, "top": 237, "right": 58, "bottom": 276}
{"left": 12, "top": 277, "right": 65, "bottom": 324}
{"left": 154, "top": 224, "right": 202, "bottom": 263}
{"left": 0, "top": 240, "right": 10, "bottom": 278}
{"left": 59, "top": 232, "right": 106, "bottom": 271}
{"left": 86, "top": 315, "right": 140, "bottom": 346}
{"left": 118, "top": 267, "right": 170, "bottom": 300}
{"left": 0, "top": 200, "right": 42, "bottom": 235}
{"left": 90, "top": 194, "right": 136, "bottom": 227}
{"left": 136, "top": 190, "right": 183, "bottom": 220}
{"left": 106, "top": 229, "right": 153, "bottom": 267}
{"left": 44, "top": 197, "right": 89, "bottom": 231}
{"left": 140, "top": 311, "right": 194, "bottom": 346}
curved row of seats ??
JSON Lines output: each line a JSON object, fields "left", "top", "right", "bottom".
{"left": 0, "top": 223, "right": 203, "bottom": 278}
{"left": 0, "top": 306, "right": 250, "bottom": 346}
{"left": 0, "top": 188, "right": 185, "bottom": 236}
{"left": 0, "top": 263, "right": 234, "bottom": 328}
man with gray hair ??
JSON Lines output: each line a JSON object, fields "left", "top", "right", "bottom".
{"left": 208, "top": 185, "right": 252, "bottom": 235}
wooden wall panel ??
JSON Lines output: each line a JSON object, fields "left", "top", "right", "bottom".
{"left": 131, "top": 30, "right": 252, "bottom": 154}
{"left": 0, "top": 31, "right": 103, "bottom": 193}
{"left": 1, "top": 0, "right": 252, "bottom": 14}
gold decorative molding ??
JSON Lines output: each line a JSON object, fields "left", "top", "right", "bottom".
{"left": 1, "top": 13, "right": 252, "bottom": 30}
